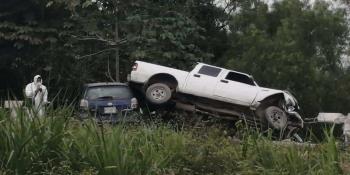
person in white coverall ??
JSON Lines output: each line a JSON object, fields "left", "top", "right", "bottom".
{"left": 25, "top": 75, "right": 48, "bottom": 117}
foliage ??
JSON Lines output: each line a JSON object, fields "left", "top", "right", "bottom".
{"left": 58, "top": 0, "right": 213, "bottom": 78}
{"left": 0, "top": 0, "right": 349, "bottom": 115}
{"left": 1, "top": 0, "right": 350, "bottom": 174}
{"left": 0, "top": 108, "right": 348, "bottom": 174}
{"left": 0, "top": 0, "right": 84, "bottom": 99}
{"left": 223, "top": 0, "right": 350, "bottom": 115}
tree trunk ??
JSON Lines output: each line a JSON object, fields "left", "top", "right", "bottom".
{"left": 115, "top": 5, "right": 120, "bottom": 82}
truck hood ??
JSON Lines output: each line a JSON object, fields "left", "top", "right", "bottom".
{"left": 255, "top": 87, "right": 298, "bottom": 108}
{"left": 255, "top": 87, "right": 284, "bottom": 101}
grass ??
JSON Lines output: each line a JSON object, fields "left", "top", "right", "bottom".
{"left": 0, "top": 106, "right": 348, "bottom": 174}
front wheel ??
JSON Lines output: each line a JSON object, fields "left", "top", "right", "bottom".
{"left": 264, "top": 106, "right": 288, "bottom": 130}
{"left": 145, "top": 83, "right": 172, "bottom": 104}
{"left": 257, "top": 105, "right": 301, "bottom": 141}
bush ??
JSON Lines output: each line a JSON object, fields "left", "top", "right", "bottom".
{"left": 0, "top": 108, "right": 347, "bottom": 174}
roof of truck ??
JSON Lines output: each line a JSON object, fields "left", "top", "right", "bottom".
{"left": 135, "top": 60, "right": 253, "bottom": 77}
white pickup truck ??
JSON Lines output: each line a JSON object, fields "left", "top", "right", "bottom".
{"left": 129, "top": 61, "right": 303, "bottom": 138}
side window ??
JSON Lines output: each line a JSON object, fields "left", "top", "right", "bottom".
{"left": 225, "top": 72, "right": 255, "bottom": 86}
{"left": 198, "top": 65, "right": 221, "bottom": 77}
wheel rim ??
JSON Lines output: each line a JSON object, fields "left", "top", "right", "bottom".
{"left": 150, "top": 87, "right": 167, "bottom": 101}
{"left": 265, "top": 107, "right": 287, "bottom": 130}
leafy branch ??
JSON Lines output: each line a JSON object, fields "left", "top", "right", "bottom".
{"left": 71, "top": 34, "right": 127, "bottom": 46}
{"left": 75, "top": 48, "right": 116, "bottom": 59}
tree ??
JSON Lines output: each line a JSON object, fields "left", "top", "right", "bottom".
{"left": 0, "top": 0, "right": 219, "bottom": 98}
{"left": 223, "top": 0, "right": 349, "bottom": 115}
{"left": 0, "top": 0, "right": 78, "bottom": 98}
{"left": 58, "top": 0, "right": 213, "bottom": 82}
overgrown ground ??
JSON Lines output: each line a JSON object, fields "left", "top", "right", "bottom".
{"left": 0, "top": 107, "right": 350, "bottom": 175}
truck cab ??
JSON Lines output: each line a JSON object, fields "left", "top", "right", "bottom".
{"left": 182, "top": 63, "right": 259, "bottom": 106}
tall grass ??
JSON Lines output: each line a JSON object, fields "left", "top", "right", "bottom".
{"left": 0, "top": 106, "right": 74, "bottom": 174}
{"left": 0, "top": 106, "right": 348, "bottom": 174}
{"left": 0, "top": 106, "right": 186, "bottom": 174}
{"left": 70, "top": 122, "right": 186, "bottom": 175}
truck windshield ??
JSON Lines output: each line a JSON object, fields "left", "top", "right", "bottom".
{"left": 86, "top": 86, "right": 133, "bottom": 100}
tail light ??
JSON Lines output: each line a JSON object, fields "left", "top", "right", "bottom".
{"left": 131, "top": 98, "right": 138, "bottom": 109}
{"left": 80, "top": 99, "right": 89, "bottom": 110}
{"left": 132, "top": 63, "right": 138, "bottom": 71}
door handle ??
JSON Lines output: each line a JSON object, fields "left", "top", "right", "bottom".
{"left": 220, "top": 80, "right": 228, "bottom": 83}
{"left": 194, "top": 74, "right": 201, "bottom": 78}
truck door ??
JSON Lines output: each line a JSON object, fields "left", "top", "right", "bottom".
{"left": 214, "top": 71, "right": 259, "bottom": 106}
{"left": 184, "top": 65, "right": 222, "bottom": 98}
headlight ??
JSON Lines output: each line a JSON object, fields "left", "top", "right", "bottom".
{"left": 283, "top": 91, "right": 297, "bottom": 107}
{"left": 287, "top": 106, "right": 295, "bottom": 112}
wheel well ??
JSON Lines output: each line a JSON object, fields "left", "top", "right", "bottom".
{"left": 256, "top": 93, "right": 285, "bottom": 117}
{"left": 259, "top": 93, "right": 284, "bottom": 108}
{"left": 145, "top": 73, "right": 178, "bottom": 90}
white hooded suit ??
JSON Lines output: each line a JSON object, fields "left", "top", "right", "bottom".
{"left": 25, "top": 75, "right": 48, "bottom": 117}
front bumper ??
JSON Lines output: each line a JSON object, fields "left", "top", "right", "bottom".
{"left": 286, "top": 110, "right": 304, "bottom": 128}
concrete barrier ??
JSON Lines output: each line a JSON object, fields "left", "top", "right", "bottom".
{"left": 4, "top": 100, "right": 23, "bottom": 109}
{"left": 316, "top": 112, "right": 350, "bottom": 146}
{"left": 316, "top": 113, "right": 347, "bottom": 124}
{"left": 3, "top": 100, "right": 23, "bottom": 118}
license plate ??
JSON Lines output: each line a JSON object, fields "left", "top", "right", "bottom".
{"left": 104, "top": 107, "right": 117, "bottom": 114}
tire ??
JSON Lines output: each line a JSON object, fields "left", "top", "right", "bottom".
{"left": 145, "top": 83, "right": 172, "bottom": 104}
{"left": 263, "top": 106, "right": 288, "bottom": 130}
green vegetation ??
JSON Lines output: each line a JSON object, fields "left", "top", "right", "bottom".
{"left": 1, "top": 1, "right": 350, "bottom": 173}
{"left": 1, "top": 108, "right": 349, "bottom": 174}
{"left": 1, "top": 0, "right": 349, "bottom": 116}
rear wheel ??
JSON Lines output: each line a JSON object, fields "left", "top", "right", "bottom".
{"left": 145, "top": 83, "right": 172, "bottom": 104}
